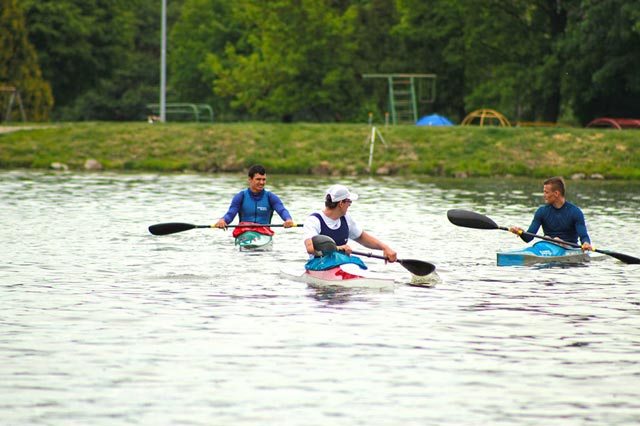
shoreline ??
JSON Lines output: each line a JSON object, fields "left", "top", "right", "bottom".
{"left": 0, "top": 125, "right": 33, "bottom": 133}
{"left": 0, "top": 122, "right": 638, "bottom": 179}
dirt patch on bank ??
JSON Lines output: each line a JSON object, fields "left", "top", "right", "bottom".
{"left": 0, "top": 125, "right": 48, "bottom": 133}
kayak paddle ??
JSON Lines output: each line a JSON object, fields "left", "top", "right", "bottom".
{"left": 446, "top": 209, "right": 640, "bottom": 265}
{"left": 149, "top": 221, "right": 301, "bottom": 235}
{"left": 311, "top": 235, "right": 436, "bottom": 276}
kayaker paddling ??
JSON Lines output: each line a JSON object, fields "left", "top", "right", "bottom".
{"left": 508, "top": 176, "right": 593, "bottom": 251}
{"left": 303, "top": 184, "right": 397, "bottom": 262}
{"left": 214, "top": 164, "right": 295, "bottom": 229}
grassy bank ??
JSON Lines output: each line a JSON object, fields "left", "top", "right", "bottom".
{"left": 0, "top": 122, "right": 638, "bottom": 179}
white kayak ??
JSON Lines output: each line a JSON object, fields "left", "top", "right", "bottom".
{"left": 282, "top": 263, "right": 397, "bottom": 290}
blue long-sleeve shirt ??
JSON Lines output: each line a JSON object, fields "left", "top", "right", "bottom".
{"left": 221, "top": 189, "right": 292, "bottom": 225}
{"left": 520, "top": 201, "right": 591, "bottom": 245}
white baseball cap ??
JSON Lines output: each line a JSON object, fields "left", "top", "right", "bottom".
{"left": 326, "top": 184, "right": 358, "bottom": 202}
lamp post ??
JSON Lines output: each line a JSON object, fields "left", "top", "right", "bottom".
{"left": 160, "top": 0, "right": 166, "bottom": 122}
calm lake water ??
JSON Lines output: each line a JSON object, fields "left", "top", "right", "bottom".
{"left": 2, "top": 170, "right": 640, "bottom": 426}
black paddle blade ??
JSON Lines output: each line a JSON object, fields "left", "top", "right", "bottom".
{"left": 447, "top": 209, "right": 499, "bottom": 230}
{"left": 148, "top": 222, "right": 196, "bottom": 235}
{"left": 398, "top": 259, "right": 436, "bottom": 276}
{"left": 312, "top": 235, "right": 337, "bottom": 253}
{"left": 597, "top": 249, "right": 640, "bottom": 265}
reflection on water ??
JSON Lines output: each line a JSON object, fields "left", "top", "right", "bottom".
{"left": 2, "top": 170, "right": 640, "bottom": 426}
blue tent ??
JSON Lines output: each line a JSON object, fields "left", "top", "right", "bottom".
{"left": 416, "top": 114, "right": 453, "bottom": 126}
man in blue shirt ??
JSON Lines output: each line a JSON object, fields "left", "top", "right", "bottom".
{"left": 509, "top": 176, "right": 593, "bottom": 251}
{"left": 214, "top": 165, "right": 295, "bottom": 229}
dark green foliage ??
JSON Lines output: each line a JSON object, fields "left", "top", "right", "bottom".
{"left": 168, "top": 0, "right": 238, "bottom": 118}
{"left": 10, "top": 0, "right": 640, "bottom": 124}
{"left": 0, "top": 0, "right": 53, "bottom": 121}
{"left": 560, "top": 0, "right": 640, "bottom": 124}
{"left": 18, "top": 0, "right": 179, "bottom": 121}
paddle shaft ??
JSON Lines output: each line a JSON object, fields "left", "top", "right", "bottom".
{"left": 503, "top": 226, "right": 583, "bottom": 248}
{"left": 352, "top": 250, "right": 393, "bottom": 262}
{"left": 351, "top": 250, "right": 436, "bottom": 276}
{"left": 149, "top": 222, "right": 301, "bottom": 235}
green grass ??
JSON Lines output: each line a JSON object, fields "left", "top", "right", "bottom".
{"left": 1, "top": 122, "right": 639, "bottom": 179}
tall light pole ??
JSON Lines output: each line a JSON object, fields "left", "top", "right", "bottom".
{"left": 160, "top": 0, "right": 167, "bottom": 122}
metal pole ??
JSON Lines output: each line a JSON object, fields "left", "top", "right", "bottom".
{"left": 160, "top": 0, "right": 167, "bottom": 122}
{"left": 367, "top": 126, "right": 376, "bottom": 171}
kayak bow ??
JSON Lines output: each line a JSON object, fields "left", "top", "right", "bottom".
{"left": 282, "top": 263, "right": 396, "bottom": 290}
{"left": 234, "top": 230, "right": 273, "bottom": 252}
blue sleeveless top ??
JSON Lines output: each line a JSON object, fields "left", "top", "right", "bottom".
{"left": 239, "top": 189, "right": 273, "bottom": 223}
{"left": 311, "top": 212, "right": 349, "bottom": 246}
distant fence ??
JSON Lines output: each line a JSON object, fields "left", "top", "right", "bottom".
{"left": 146, "top": 103, "right": 214, "bottom": 122}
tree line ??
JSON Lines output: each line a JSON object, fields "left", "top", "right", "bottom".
{"left": 3, "top": 0, "right": 639, "bottom": 125}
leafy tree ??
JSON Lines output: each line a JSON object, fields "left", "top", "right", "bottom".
{"left": 169, "top": 0, "right": 241, "bottom": 120}
{"left": 456, "top": 0, "right": 571, "bottom": 123}
{"left": 0, "top": 0, "right": 52, "bottom": 121}
{"left": 209, "top": 0, "right": 361, "bottom": 122}
{"left": 393, "top": 0, "right": 467, "bottom": 122}
{"left": 20, "top": 0, "right": 135, "bottom": 109}
{"left": 19, "top": 0, "right": 173, "bottom": 121}
{"left": 560, "top": 0, "right": 640, "bottom": 124}
{"left": 61, "top": 0, "right": 170, "bottom": 121}
{"left": 11, "top": 0, "right": 640, "bottom": 124}
{"left": 395, "top": 0, "right": 573, "bottom": 124}
{"left": 351, "top": 0, "right": 404, "bottom": 120}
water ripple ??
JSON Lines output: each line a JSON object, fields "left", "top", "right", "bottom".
{"left": 1, "top": 171, "right": 640, "bottom": 425}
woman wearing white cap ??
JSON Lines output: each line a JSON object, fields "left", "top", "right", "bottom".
{"left": 303, "top": 184, "right": 397, "bottom": 262}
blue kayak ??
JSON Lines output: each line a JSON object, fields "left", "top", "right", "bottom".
{"left": 497, "top": 241, "right": 590, "bottom": 266}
